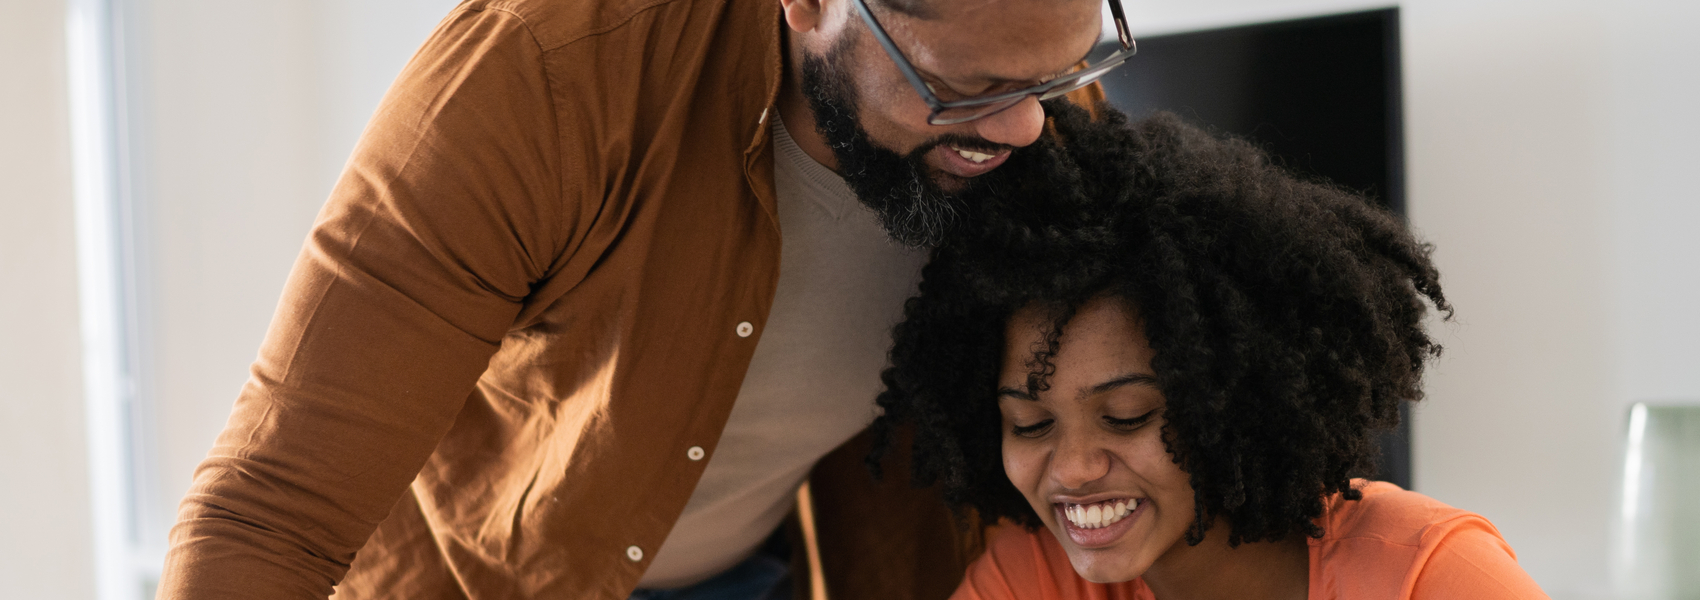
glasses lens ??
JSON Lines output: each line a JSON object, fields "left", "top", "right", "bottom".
{"left": 1042, "top": 52, "right": 1132, "bottom": 99}
{"left": 928, "top": 96, "right": 1028, "bottom": 125}
{"left": 1038, "top": 75, "right": 1097, "bottom": 101}
{"left": 925, "top": 47, "right": 1136, "bottom": 125}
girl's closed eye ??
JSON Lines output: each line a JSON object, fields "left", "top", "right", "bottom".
{"left": 1011, "top": 419, "right": 1054, "bottom": 437}
{"left": 1104, "top": 409, "right": 1156, "bottom": 431}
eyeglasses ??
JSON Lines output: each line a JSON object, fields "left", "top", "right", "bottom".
{"left": 849, "top": 0, "right": 1137, "bottom": 125}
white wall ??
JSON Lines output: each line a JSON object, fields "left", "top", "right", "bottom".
{"left": 1606, "top": 0, "right": 1700, "bottom": 405}
{"left": 1402, "top": 1, "right": 1618, "bottom": 596}
{"left": 0, "top": 0, "right": 99, "bottom": 598}
{"left": 1131, "top": 1, "right": 1699, "bottom": 598}
{"left": 126, "top": 0, "right": 462, "bottom": 559}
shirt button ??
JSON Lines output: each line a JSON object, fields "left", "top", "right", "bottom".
{"left": 687, "top": 446, "right": 706, "bottom": 461}
{"left": 626, "top": 545, "right": 644, "bottom": 562}
{"left": 735, "top": 322, "right": 754, "bottom": 337}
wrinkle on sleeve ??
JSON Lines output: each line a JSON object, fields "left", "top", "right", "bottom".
{"left": 157, "top": 7, "right": 566, "bottom": 599}
{"left": 1409, "top": 518, "right": 1551, "bottom": 600}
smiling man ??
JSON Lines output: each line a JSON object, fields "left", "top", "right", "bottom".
{"left": 781, "top": 0, "right": 1128, "bottom": 245}
{"left": 155, "top": 0, "right": 1127, "bottom": 598}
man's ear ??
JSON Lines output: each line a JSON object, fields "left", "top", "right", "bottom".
{"left": 780, "top": 0, "right": 825, "bottom": 34}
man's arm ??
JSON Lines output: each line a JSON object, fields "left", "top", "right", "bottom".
{"left": 158, "top": 7, "right": 566, "bottom": 597}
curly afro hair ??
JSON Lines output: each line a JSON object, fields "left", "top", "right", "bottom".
{"left": 867, "top": 101, "right": 1451, "bottom": 546}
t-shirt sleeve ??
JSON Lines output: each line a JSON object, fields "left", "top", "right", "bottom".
{"left": 156, "top": 6, "right": 567, "bottom": 599}
{"left": 1410, "top": 518, "right": 1551, "bottom": 600}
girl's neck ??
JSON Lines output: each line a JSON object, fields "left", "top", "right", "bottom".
{"left": 1139, "top": 520, "right": 1310, "bottom": 600}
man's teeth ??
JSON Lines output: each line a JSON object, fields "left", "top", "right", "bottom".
{"left": 952, "top": 146, "right": 995, "bottom": 164}
{"left": 1063, "top": 499, "right": 1136, "bottom": 529}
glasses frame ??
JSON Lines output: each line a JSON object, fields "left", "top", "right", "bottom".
{"left": 849, "top": 0, "right": 1137, "bottom": 125}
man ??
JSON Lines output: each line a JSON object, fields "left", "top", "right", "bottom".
{"left": 157, "top": 0, "right": 1131, "bottom": 596}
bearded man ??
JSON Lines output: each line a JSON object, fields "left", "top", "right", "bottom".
{"left": 156, "top": 0, "right": 1133, "bottom": 596}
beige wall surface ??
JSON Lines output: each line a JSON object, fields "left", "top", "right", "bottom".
{"left": 0, "top": 0, "right": 98, "bottom": 598}
{"left": 126, "top": 0, "right": 463, "bottom": 563}
{"left": 136, "top": 0, "right": 329, "bottom": 543}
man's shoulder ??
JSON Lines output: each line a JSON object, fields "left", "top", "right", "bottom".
{"left": 461, "top": 0, "right": 777, "bottom": 51}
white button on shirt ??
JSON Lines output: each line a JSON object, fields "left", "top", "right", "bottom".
{"left": 735, "top": 321, "right": 754, "bottom": 338}
{"left": 627, "top": 546, "right": 644, "bottom": 562}
{"left": 687, "top": 446, "right": 706, "bottom": 461}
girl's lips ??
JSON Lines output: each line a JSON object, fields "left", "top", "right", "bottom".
{"left": 1055, "top": 500, "right": 1143, "bottom": 549}
{"left": 929, "top": 144, "right": 1011, "bottom": 178}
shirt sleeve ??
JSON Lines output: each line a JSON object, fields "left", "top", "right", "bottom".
{"left": 156, "top": 6, "right": 565, "bottom": 599}
{"left": 1410, "top": 518, "right": 1551, "bottom": 600}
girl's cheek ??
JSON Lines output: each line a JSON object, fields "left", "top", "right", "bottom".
{"left": 1003, "top": 443, "right": 1047, "bottom": 497}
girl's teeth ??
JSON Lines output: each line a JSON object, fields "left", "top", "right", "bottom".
{"left": 1063, "top": 499, "right": 1138, "bottom": 529}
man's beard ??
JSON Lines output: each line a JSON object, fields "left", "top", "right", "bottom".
{"left": 798, "top": 37, "right": 1037, "bottom": 248}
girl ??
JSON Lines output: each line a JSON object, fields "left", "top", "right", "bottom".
{"left": 868, "top": 105, "right": 1548, "bottom": 600}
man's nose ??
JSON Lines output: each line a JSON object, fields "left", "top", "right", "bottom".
{"left": 1051, "top": 433, "right": 1111, "bottom": 489}
{"left": 971, "top": 95, "right": 1046, "bottom": 149}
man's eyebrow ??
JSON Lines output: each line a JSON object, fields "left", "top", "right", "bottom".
{"left": 1083, "top": 372, "right": 1157, "bottom": 398}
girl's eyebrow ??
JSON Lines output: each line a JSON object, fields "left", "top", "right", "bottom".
{"left": 1086, "top": 372, "right": 1157, "bottom": 398}
{"left": 995, "top": 372, "right": 1155, "bottom": 402}
{"left": 997, "top": 387, "right": 1035, "bottom": 401}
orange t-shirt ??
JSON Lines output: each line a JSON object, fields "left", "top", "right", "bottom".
{"left": 952, "top": 481, "right": 1549, "bottom": 600}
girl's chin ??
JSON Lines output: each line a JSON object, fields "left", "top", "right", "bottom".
{"left": 1061, "top": 546, "right": 1147, "bottom": 584}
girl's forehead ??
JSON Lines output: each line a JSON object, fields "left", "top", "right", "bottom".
{"left": 1001, "top": 296, "right": 1155, "bottom": 393}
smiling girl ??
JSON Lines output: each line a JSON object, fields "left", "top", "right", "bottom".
{"left": 868, "top": 105, "right": 1548, "bottom": 599}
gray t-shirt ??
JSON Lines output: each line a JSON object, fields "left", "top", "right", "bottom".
{"left": 635, "top": 115, "right": 928, "bottom": 588}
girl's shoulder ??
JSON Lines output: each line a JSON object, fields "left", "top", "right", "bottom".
{"left": 1315, "top": 480, "right": 1486, "bottom": 547}
{"left": 1310, "top": 480, "right": 1548, "bottom": 599}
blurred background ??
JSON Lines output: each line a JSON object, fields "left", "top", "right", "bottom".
{"left": 2, "top": 0, "right": 1696, "bottom": 598}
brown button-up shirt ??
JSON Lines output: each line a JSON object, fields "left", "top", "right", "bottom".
{"left": 158, "top": 0, "right": 1097, "bottom": 597}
